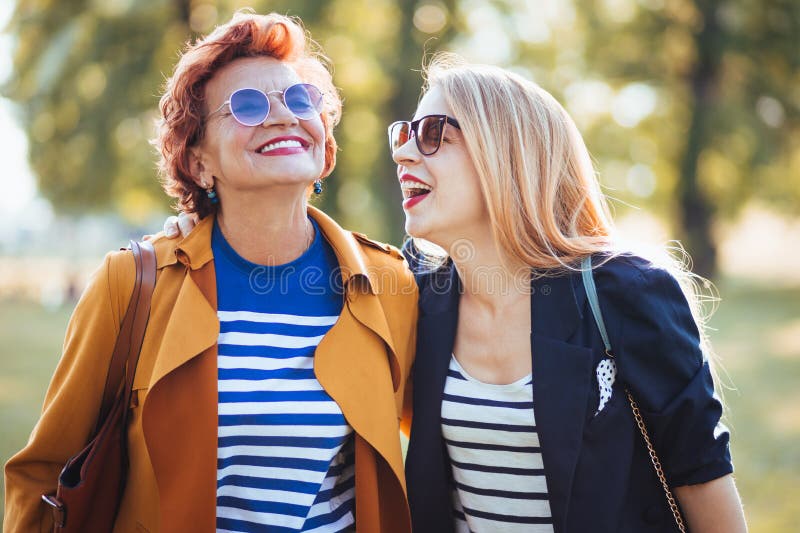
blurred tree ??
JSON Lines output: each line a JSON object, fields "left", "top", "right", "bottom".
{"left": 580, "top": 0, "right": 800, "bottom": 277}
{"left": 3, "top": 0, "right": 193, "bottom": 223}
{"left": 467, "top": 0, "right": 799, "bottom": 277}
{"left": 2, "top": 0, "right": 457, "bottom": 243}
{"left": 376, "top": 0, "right": 460, "bottom": 244}
{"left": 5, "top": 0, "right": 796, "bottom": 269}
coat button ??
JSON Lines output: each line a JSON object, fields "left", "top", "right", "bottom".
{"left": 643, "top": 504, "right": 664, "bottom": 524}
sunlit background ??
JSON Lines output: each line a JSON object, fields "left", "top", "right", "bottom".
{"left": 1, "top": 0, "right": 798, "bottom": 530}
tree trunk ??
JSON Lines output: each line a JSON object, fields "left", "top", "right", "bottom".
{"left": 381, "top": 0, "right": 424, "bottom": 245}
{"left": 677, "top": 1, "right": 724, "bottom": 278}
{"left": 381, "top": 0, "right": 459, "bottom": 245}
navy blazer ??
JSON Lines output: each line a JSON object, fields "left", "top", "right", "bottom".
{"left": 404, "top": 252, "right": 733, "bottom": 533}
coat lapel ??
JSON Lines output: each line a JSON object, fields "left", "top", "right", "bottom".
{"left": 141, "top": 216, "right": 220, "bottom": 531}
{"left": 140, "top": 208, "right": 414, "bottom": 530}
{"left": 147, "top": 269, "right": 219, "bottom": 389}
{"left": 308, "top": 207, "right": 409, "bottom": 492}
{"left": 530, "top": 273, "right": 593, "bottom": 533}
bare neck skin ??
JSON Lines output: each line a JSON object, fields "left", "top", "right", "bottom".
{"left": 216, "top": 185, "right": 313, "bottom": 266}
{"left": 446, "top": 230, "right": 531, "bottom": 313}
{"left": 445, "top": 230, "right": 534, "bottom": 384}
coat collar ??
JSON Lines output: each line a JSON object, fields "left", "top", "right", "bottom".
{"left": 307, "top": 205, "right": 378, "bottom": 294}
{"left": 417, "top": 261, "right": 461, "bottom": 316}
{"left": 161, "top": 207, "right": 377, "bottom": 293}
{"left": 530, "top": 271, "right": 586, "bottom": 342}
{"left": 143, "top": 206, "right": 410, "bottom": 529}
{"left": 147, "top": 205, "right": 397, "bottom": 390}
{"left": 407, "top": 263, "right": 461, "bottom": 532}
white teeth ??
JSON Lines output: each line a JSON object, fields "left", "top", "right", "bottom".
{"left": 259, "top": 140, "right": 303, "bottom": 153}
{"left": 400, "top": 181, "right": 433, "bottom": 199}
{"left": 400, "top": 181, "right": 432, "bottom": 192}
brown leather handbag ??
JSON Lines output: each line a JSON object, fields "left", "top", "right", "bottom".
{"left": 41, "top": 240, "right": 157, "bottom": 532}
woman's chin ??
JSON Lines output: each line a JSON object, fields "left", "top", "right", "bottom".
{"left": 404, "top": 218, "right": 428, "bottom": 240}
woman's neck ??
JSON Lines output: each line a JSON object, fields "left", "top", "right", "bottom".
{"left": 447, "top": 234, "right": 531, "bottom": 314}
{"left": 216, "top": 189, "right": 312, "bottom": 266}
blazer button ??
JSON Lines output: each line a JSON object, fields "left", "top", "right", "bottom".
{"left": 643, "top": 504, "right": 665, "bottom": 524}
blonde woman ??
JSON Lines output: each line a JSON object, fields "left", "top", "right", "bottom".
{"left": 391, "top": 54, "right": 746, "bottom": 532}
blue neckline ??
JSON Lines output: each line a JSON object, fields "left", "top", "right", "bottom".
{"left": 212, "top": 217, "right": 321, "bottom": 276}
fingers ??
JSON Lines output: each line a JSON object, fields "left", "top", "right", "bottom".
{"left": 177, "top": 212, "right": 198, "bottom": 237}
{"left": 163, "top": 216, "right": 180, "bottom": 238}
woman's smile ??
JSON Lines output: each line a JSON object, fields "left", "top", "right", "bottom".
{"left": 399, "top": 174, "right": 433, "bottom": 209}
{"left": 256, "top": 135, "right": 310, "bottom": 156}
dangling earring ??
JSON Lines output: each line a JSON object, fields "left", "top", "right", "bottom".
{"left": 313, "top": 179, "right": 323, "bottom": 195}
{"left": 203, "top": 181, "right": 219, "bottom": 205}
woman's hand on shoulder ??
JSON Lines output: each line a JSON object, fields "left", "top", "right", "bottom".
{"left": 143, "top": 212, "right": 198, "bottom": 240}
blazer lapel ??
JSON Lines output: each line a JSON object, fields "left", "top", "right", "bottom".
{"left": 413, "top": 263, "right": 462, "bottom": 428}
{"left": 407, "top": 264, "right": 461, "bottom": 533}
{"left": 530, "top": 273, "right": 593, "bottom": 533}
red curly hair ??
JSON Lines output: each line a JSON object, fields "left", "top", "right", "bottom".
{"left": 154, "top": 12, "right": 342, "bottom": 217}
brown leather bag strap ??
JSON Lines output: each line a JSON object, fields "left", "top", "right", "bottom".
{"left": 95, "top": 240, "right": 157, "bottom": 433}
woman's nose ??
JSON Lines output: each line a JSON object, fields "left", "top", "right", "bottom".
{"left": 260, "top": 94, "right": 298, "bottom": 128}
{"left": 392, "top": 135, "right": 421, "bottom": 166}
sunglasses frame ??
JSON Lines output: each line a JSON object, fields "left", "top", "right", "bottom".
{"left": 388, "top": 114, "right": 461, "bottom": 156}
{"left": 209, "top": 83, "right": 324, "bottom": 126}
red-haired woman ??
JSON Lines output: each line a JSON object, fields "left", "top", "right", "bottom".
{"left": 4, "top": 12, "right": 417, "bottom": 533}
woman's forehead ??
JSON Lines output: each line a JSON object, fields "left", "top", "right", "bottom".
{"left": 414, "top": 86, "right": 452, "bottom": 120}
{"left": 208, "top": 57, "right": 301, "bottom": 96}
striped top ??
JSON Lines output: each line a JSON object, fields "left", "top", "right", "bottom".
{"left": 213, "top": 220, "right": 355, "bottom": 532}
{"left": 442, "top": 355, "right": 554, "bottom": 533}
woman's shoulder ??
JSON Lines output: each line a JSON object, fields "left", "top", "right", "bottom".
{"left": 98, "top": 236, "right": 181, "bottom": 298}
{"left": 587, "top": 251, "right": 698, "bottom": 333}
{"left": 349, "top": 232, "right": 417, "bottom": 297}
{"left": 591, "top": 251, "right": 681, "bottom": 294}
{"left": 351, "top": 231, "right": 406, "bottom": 263}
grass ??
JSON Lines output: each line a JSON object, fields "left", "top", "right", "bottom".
{"left": 704, "top": 281, "right": 800, "bottom": 531}
{"left": 1, "top": 281, "right": 799, "bottom": 531}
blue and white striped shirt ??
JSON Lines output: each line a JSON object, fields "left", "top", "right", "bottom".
{"left": 213, "top": 220, "right": 354, "bottom": 532}
{"left": 442, "top": 355, "right": 554, "bottom": 533}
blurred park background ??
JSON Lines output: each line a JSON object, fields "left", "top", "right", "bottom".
{"left": 1, "top": 0, "right": 798, "bottom": 529}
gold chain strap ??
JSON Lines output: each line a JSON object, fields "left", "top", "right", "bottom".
{"left": 625, "top": 389, "right": 687, "bottom": 532}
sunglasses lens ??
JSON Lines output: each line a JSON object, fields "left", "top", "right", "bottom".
{"left": 390, "top": 122, "right": 411, "bottom": 152}
{"left": 285, "top": 83, "right": 323, "bottom": 120}
{"left": 417, "top": 116, "right": 443, "bottom": 155}
{"left": 229, "top": 88, "right": 269, "bottom": 126}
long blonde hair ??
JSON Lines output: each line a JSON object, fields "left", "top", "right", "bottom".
{"left": 415, "top": 52, "right": 614, "bottom": 273}
{"left": 412, "top": 54, "right": 723, "bottom": 387}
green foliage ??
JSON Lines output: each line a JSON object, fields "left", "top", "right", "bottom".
{"left": 4, "top": 0, "right": 190, "bottom": 221}
{"left": 2, "top": 0, "right": 458, "bottom": 242}
{"left": 2, "top": 0, "right": 798, "bottom": 263}
{"left": 463, "top": 0, "right": 799, "bottom": 274}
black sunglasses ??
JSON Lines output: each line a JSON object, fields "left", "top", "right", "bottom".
{"left": 388, "top": 114, "right": 461, "bottom": 156}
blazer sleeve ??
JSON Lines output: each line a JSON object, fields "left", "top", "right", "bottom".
{"left": 3, "top": 250, "right": 135, "bottom": 532}
{"left": 597, "top": 257, "right": 733, "bottom": 487}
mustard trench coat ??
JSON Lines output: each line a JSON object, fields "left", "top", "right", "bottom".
{"left": 4, "top": 207, "right": 418, "bottom": 533}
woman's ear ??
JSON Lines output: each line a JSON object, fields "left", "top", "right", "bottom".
{"left": 188, "top": 146, "right": 209, "bottom": 188}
